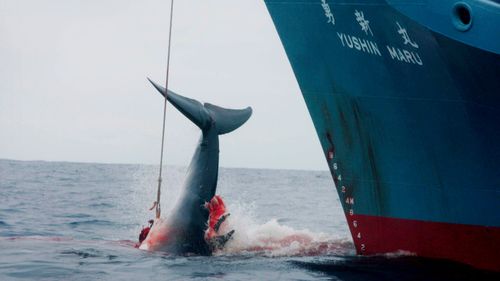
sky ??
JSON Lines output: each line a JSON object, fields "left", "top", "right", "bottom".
{"left": 0, "top": 0, "right": 327, "bottom": 170}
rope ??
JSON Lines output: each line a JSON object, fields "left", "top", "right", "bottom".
{"left": 156, "top": 0, "right": 175, "bottom": 219}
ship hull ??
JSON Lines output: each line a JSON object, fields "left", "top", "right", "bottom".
{"left": 264, "top": 0, "right": 500, "bottom": 271}
{"left": 350, "top": 214, "right": 500, "bottom": 271}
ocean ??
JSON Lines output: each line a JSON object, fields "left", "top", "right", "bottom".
{"left": 0, "top": 159, "right": 497, "bottom": 280}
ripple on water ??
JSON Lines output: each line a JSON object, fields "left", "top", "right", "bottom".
{"left": 60, "top": 249, "right": 120, "bottom": 263}
{"left": 57, "top": 213, "right": 92, "bottom": 219}
{"left": 5, "top": 264, "right": 81, "bottom": 280}
{"left": 0, "top": 208, "right": 23, "bottom": 214}
{"left": 88, "top": 202, "right": 114, "bottom": 208}
{"left": 57, "top": 177, "right": 74, "bottom": 182}
{"left": 60, "top": 249, "right": 103, "bottom": 259}
{"left": 68, "top": 220, "right": 114, "bottom": 228}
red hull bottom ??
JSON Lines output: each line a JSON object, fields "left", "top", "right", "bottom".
{"left": 347, "top": 214, "right": 500, "bottom": 271}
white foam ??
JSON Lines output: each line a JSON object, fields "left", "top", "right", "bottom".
{"left": 215, "top": 202, "right": 353, "bottom": 257}
{"left": 383, "top": 250, "right": 416, "bottom": 258}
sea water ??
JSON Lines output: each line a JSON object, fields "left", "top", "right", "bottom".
{"left": 0, "top": 159, "right": 496, "bottom": 280}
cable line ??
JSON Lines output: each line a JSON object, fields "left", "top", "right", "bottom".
{"left": 155, "top": 0, "right": 175, "bottom": 219}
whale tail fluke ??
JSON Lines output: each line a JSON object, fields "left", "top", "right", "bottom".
{"left": 204, "top": 103, "right": 252, "bottom": 135}
{"left": 148, "top": 78, "right": 252, "bottom": 134}
{"left": 148, "top": 78, "right": 210, "bottom": 129}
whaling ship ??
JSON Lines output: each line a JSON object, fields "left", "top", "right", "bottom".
{"left": 264, "top": 0, "right": 500, "bottom": 271}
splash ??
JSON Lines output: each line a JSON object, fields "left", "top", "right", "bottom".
{"left": 215, "top": 202, "right": 354, "bottom": 257}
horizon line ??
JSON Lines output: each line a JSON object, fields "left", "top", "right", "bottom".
{"left": 0, "top": 157, "right": 329, "bottom": 173}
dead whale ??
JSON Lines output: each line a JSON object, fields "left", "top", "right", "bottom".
{"left": 139, "top": 78, "right": 252, "bottom": 255}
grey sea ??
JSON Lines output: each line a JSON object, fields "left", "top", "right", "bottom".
{"left": 0, "top": 159, "right": 497, "bottom": 280}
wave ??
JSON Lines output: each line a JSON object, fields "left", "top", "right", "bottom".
{"left": 214, "top": 202, "right": 354, "bottom": 257}
{"left": 87, "top": 202, "right": 114, "bottom": 208}
{"left": 68, "top": 220, "right": 113, "bottom": 227}
{"left": 58, "top": 213, "right": 92, "bottom": 219}
{"left": 60, "top": 249, "right": 103, "bottom": 259}
{"left": 3, "top": 236, "right": 73, "bottom": 242}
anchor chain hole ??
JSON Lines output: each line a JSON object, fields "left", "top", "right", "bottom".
{"left": 452, "top": 2, "right": 473, "bottom": 31}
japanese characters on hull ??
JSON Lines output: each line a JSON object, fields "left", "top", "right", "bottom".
{"left": 321, "top": 0, "right": 423, "bottom": 66}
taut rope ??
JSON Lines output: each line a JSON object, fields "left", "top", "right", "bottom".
{"left": 155, "top": 0, "right": 175, "bottom": 219}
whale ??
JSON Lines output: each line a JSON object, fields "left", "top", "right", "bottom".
{"left": 139, "top": 78, "right": 252, "bottom": 255}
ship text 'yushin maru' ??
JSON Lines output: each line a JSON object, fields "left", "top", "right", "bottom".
{"left": 264, "top": 0, "right": 500, "bottom": 271}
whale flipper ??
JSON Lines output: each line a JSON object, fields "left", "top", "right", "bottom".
{"left": 147, "top": 78, "right": 252, "bottom": 133}
{"left": 208, "top": 230, "right": 235, "bottom": 251}
{"left": 213, "top": 213, "right": 230, "bottom": 233}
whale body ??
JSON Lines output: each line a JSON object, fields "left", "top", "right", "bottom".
{"left": 139, "top": 79, "right": 252, "bottom": 255}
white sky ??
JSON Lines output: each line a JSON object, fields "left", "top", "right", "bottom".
{"left": 0, "top": 0, "right": 326, "bottom": 170}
